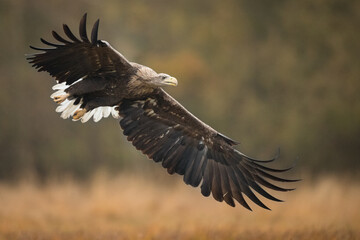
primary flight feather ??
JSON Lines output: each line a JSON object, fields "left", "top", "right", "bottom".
{"left": 27, "top": 13, "right": 297, "bottom": 209}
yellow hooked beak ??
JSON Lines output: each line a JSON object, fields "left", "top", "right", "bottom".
{"left": 163, "top": 77, "right": 178, "bottom": 86}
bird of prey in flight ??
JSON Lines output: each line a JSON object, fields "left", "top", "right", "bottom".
{"left": 27, "top": 13, "right": 297, "bottom": 209}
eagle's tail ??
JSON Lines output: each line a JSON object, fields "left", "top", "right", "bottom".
{"left": 51, "top": 81, "right": 119, "bottom": 123}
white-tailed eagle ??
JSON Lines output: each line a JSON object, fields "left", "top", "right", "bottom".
{"left": 27, "top": 14, "right": 297, "bottom": 209}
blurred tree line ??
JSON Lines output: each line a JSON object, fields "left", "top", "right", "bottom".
{"left": 0, "top": 0, "right": 359, "bottom": 181}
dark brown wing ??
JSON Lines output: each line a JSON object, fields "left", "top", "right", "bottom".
{"left": 118, "top": 88, "right": 297, "bottom": 209}
{"left": 27, "top": 13, "right": 133, "bottom": 85}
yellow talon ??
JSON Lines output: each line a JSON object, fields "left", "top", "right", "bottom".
{"left": 53, "top": 94, "right": 69, "bottom": 104}
{"left": 73, "top": 109, "right": 86, "bottom": 120}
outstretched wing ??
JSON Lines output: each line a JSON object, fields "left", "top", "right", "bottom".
{"left": 118, "top": 88, "right": 297, "bottom": 209}
{"left": 27, "top": 13, "right": 133, "bottom": 85}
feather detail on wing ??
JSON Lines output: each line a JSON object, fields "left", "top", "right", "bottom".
{"left": 117, "top": 88, "right": 298, "bottom": 209}
{"left": 26, "top": 13, "right": 128, "bottom": 122}
{"left": 26, "top": 13, "right": 132, "bottom": 85}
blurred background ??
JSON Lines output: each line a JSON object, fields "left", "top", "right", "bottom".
{"left": 1, "top": 0, "right": 359, "bottom": 182}
{"left": 1, "top": 0, "right": 360, "bottom": 239}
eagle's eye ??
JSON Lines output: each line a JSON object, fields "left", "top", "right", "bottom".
{"left": 161, "top": 76, "right": 167, "bottom": 80}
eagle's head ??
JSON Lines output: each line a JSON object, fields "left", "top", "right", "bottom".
{"left": 151, "top": 73, "right": 178, "bottom": 87}
{"left": 136, "top": 65, "right": 178, "bottom": 88}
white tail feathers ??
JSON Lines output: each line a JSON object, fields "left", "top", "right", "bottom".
{"left": 51, "top": 81, "right": 120, "bottom": 123}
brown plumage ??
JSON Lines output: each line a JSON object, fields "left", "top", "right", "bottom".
{"left": 27, "top": 13, "right": 298, "bottom": 209}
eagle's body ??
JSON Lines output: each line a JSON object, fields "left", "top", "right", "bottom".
{"left": 27, "top": 14, "right": 297, "bottom": 209}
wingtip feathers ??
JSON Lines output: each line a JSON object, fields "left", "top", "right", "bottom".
{"left": 91, "top": 19, "right": 100, "bottom": 44}
{"left": 29, "top": 13, "right": 101, "bottom": 57}
{"left": 79, "top": 13, "right": 90, "bottom": 43}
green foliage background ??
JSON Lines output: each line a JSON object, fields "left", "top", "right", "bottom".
{"left": 0, "top": 0, "right": 359, "bottom": 181}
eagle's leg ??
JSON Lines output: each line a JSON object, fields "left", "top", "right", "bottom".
{"left": 53, "top": 94, "right": 69, "bottom": 104}
{"left": 73, "top": 96, "right": 121, "bottom": 120}
{"left": 52, "top": 78, "right": 106, "bottom": 104}
{"left": 73, "top": 109, "right": 87, "bottom": 120}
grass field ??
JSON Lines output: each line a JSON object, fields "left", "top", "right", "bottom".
{"left": 0, "top": 173, "right": 359, "bottom": 240}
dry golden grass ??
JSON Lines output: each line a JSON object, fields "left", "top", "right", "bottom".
{"left": 0, "top": 173, "right": 359, "bottom": 240}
